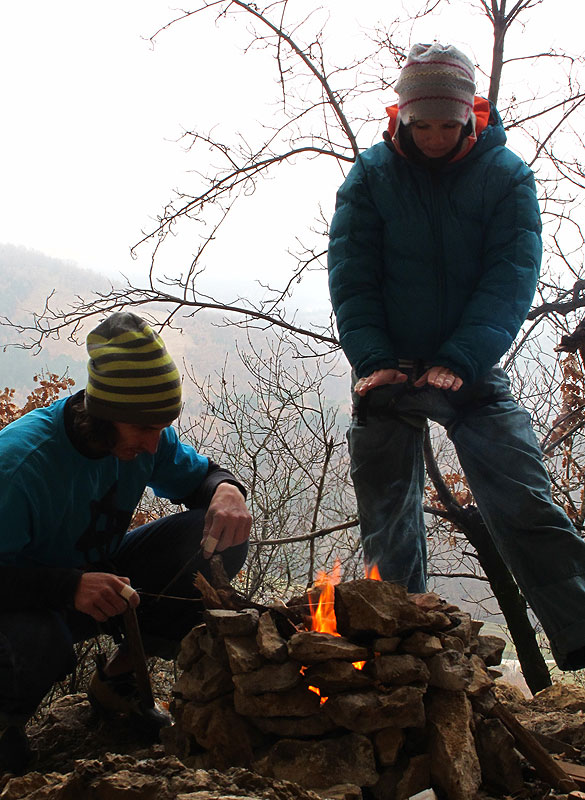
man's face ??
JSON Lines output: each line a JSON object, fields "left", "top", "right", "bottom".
{"left": 111, "top": 421, "right": 168, "bottom": 460}
{"left": 411, "top": 119, "right": 464, "bottom": 159}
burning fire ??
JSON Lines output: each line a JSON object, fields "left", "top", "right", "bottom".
{"left": 308, "top": 560, "right": 341, "bottom": 637}
{"left": 306, "top": 560, "right": 383, "bottom": 697}
{"left": 365, "top": 563, "right": 382, "bottom": 581}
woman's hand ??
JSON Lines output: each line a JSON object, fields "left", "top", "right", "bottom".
{"left": 354, "top": 369, "right": 408, "bottom": 396}
{"left": 414, "top": 366, "right": 463, "bottom": 391}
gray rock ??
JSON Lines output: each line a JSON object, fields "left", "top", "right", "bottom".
{"left": 252, "top": 733, "right": 378, "bottom": 789}
{"left": 234, "top": 685, "right": 321, "bottom": 718}
{"left": 334, "top": 580, "right": 432, "bottom": 639}
{"left": 287, "top": 631, "right": 369, "bottom": 664}
{"left": 365, "top": 654, "right": 430, "bottom": 686}
{"left": 427, "top": 649, "right": 475, "bottom": 691}
{"left": 173, "top": 654, "right": 234, "bottom": 703}
{"left": 475, "top": 635, "right": 506, "bottom": 667}
{"left": 224, "top": 635, "right": 265, "bottom": 674}
{"left": 474, "top": 716, "right": 524, "bottom": 795}
{"left": 427, "top": 689, "right": 481, "bottom": 800}
{"left": 203, "top": 609, "right": 260, "bottom": 637}
{"left": 256, "top": 611, "right": 289, "bottom": 663}
{"left": 325, "top": 686, "right": 426, "bottom": 733}
{"left": 232, "top": 661, "right": 301, "bottom": 695}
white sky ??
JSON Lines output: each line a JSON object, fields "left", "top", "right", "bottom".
{"left": 1, "top": 0, "right": 582, "bottom": 305}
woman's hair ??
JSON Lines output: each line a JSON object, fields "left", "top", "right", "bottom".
{"left": 399, "top": 118, "right": 472, "bottom": 167}
{"left": 69, "top": 394, "right": 118, "bottom": 455}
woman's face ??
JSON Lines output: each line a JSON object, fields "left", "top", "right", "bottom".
{"left": 410, "top": 120, "right": 464, "bottom": 159}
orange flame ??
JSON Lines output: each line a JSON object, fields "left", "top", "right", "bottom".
{"left": 306, "top": 559, "right": 370, "bottom": 678}
{"left": 309, "top": 560, "right": 341, "bottom": 636}
{"left": 365, "top": 563, "right": 382, "bottom": 581}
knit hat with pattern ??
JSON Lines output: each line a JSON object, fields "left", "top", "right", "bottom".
{"left": 394, "top": 43, "right": 476, "bottom": 125}
{"left": 85, "top": 311, "right": 182, "bottom": 425}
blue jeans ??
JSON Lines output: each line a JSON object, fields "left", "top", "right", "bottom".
{"left": 0, "top": 509, "right": 248, "bottom": 723}
{"left": 348, "top": 367, "right": 585, "bottom": 669}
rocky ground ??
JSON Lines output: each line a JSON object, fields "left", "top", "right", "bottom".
{"left": 2, "top": 681, "right": 585, "bottom": 800}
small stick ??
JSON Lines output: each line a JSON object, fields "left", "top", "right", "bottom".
{"left": 123, "top": 606, "right": 155, "bottom": 710}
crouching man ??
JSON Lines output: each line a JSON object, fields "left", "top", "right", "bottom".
{"left": 0, "top": 311, "right": 251, "bottom": 774}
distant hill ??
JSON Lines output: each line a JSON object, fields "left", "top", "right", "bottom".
{"left": 0, "top": 244, "right": 107, "bottom": 393}
{"left": 0, "top": 243, "right": 350, "bottom": 410}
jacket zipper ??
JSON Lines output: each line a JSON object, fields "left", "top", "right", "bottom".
{"left": 428, "top": 170, "right": 446, "bottom": 346}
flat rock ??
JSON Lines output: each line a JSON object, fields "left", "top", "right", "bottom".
{"left": 400, "top": 631, "right": 443, "bottom": 658}
{"left": 287, "top": 631, "right": 369, "bottom": 664}
{"left": 334, "top": 580, "right": 431, "bottom": 639}
{"left": 234, "top": 685, "right": 321, "bottom": 718}
{"left": 252, "top": 733, "right": 378, "bottom": 789}
{"left": 372, "top": 636, "right": 401, "bottom": 653}
{"left": 204, "top": 609, "right": 260, "bottom": 638}
{"left": 304, "top": 661, "right": 373, "bottom": 694}
{"left": 324, "top": 686, "right": 426, "bottom": 733}
{"left": 409, "top": 592, "right": 445, "bottom": 612}
{"left": 249, "top": 712, "right": 339, "bottom": 738}
{"left": 365, "top": 654, "right": 430, "bottom": 686}
{"left": 232, "top": 661, "right": 301, "bottom": 695}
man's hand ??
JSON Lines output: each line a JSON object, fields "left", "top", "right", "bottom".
{"left": 354, "top": 369, "right": 408, "bottom": 396}
{"left": 201, "top": 483, "right": 252, "bottom": 559}
{"left": 414, "top": 366, "right": 463, "bottom": 391}
{"left": 74, "top": 573, "right": 139, "bottom": 622}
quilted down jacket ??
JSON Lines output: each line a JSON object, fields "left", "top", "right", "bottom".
{"left": 327, "top": 98, "right": 542, "bottom": 384}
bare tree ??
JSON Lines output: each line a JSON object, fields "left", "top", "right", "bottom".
{"left": 4, "top": 0, "right": 585, "bottom": 689}
{"left": 178, "top": 332, "right": 360, "bottom": 598}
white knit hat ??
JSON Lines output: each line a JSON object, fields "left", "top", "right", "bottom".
{"left": 394, "top": 43, "right": 476, "bottom": 125}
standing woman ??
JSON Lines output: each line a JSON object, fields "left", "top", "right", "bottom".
{"left": 328, "top": 43, "right": 585, "bottom": 671}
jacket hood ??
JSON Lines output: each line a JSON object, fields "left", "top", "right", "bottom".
{"left": 385, "top": 96, "right": 497, "bottom": 163}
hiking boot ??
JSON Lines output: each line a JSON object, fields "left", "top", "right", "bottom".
{"left": 88, "top": 666, "right": 172, "bottom": 739}
{"left": 0, "top": 726, "right": 31, "bottom": 776}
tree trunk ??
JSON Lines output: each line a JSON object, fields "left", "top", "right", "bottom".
{"left": 460, "top": 506, "right": 552, "bottom": 694}
{"left": 423, "top": 429, "right": 551, "bottom": 694}
{"left": 488, "top": 10, "right": 506, "bottom": 107}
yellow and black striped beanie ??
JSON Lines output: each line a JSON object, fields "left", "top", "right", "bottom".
{"left": 85, "top": 312, "right": 182, "bottom": 425}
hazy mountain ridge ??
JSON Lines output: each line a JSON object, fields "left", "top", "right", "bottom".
{"left": 0, "top": 243, "right": 350, "bottom": 408}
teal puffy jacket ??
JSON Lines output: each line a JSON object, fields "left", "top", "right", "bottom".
{"left": 327, "top": 100, "right": 542, "bottom": 384}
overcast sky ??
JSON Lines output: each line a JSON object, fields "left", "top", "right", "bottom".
{"left": 1, "top": 0, "right": 580, "bottom": 304}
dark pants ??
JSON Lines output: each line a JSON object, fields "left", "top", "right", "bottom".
{"left": 0, "top": 509, "right": 248, "bottom": 724}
